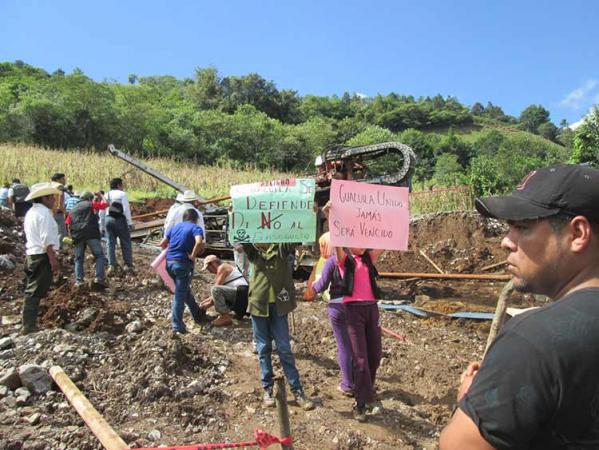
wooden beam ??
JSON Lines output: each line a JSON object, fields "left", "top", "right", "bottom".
{"left": 378, "top": 272, "right": 511, "bottom": 281}
{"left": 50, "top": 366, "right": 129, "bottom": 450}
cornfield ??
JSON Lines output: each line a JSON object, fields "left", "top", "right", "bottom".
{"left": 0, "top": 144, "right": 290, "bottom": 201}
{"left": 410, "top": 186, "right": 474, "bottom": 215}
{"left": 0, "top": 144, "right": 475, "bottom": 214}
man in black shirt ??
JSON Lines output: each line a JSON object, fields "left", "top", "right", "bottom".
{"left": 440, "top": 164, "right": 599, "bottom": 450}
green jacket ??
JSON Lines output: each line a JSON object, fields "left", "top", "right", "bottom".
{"left": 243, "top": 243, "right": 297, "bottom": 317}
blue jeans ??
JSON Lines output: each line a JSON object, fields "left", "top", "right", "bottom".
{"left": 166, "top": 260, "right": 203, "bottom": 332}
{"left": 74, "top": 239, "right": 106, "bottom": 282}
{"left": 105, "top": 216, "right": 133, "bottom": 268}
{"left": 251, "top": 304, "right": 302, "bottom": 392}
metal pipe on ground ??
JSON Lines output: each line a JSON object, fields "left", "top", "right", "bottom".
{"left": 49, "top": 366, "right": 130, "bottom": 450}
{"left": 275, "top": 377, "right": 293, "bottom": 450}
{"left": 378, "top": 272, "right": 511, "bottom": 281}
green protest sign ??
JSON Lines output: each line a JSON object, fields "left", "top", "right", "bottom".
{"left": 228, "top": 178, "right": 316, "bottom": 244}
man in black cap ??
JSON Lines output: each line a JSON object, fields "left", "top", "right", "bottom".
{"left": 440, "top": 164, "right": 599, "bottom": 449}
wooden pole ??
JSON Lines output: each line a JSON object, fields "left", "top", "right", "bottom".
{"left": 418, "top": 249, "right": 445, "bottom": 274}
{"left": 49, "top": 366, "right": 130, "bottom": 450}
{"left": 275, "top": 377, "right": 293, "bottom": 450}
{"left": 484, "top": 280, "right": 514, "bottom": 357}
{"left": 481, "top": 260, "right": 508, "bottom": 272}
{"left": 378, "top": 272, "right": 511, "bottom": 281}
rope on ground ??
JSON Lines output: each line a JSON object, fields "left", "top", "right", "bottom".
{"left": 131, "top": 429, "right": 292, "bottom": 450}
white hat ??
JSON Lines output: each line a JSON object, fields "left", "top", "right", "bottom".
{"left": 201, "top": 254, "right": 219, "bottom": 271}
{"left": 25, "top": 182, "right": 61, "bottom": 202}
{"left": 176, "top": 190, "right": 201, "bottom": 203}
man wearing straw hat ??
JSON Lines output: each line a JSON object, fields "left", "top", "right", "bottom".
{"left": 164, "top": 190, "right": 205, "bottom": 236}
{"left": 21, "top": 182, "right": 61, "bottom": 334}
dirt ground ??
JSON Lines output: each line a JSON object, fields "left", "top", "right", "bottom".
{"left": 0, "top": 207, "right": 542, "bottom": 449}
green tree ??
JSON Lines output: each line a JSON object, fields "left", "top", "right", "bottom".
{"left": 519, "top": 104, "right": 551, "bottom": 134}
{"left": 571, "top": 107, "right": 599, "bottom": 166}
{"left": 434, "top": 153, "right": 463, "bottom": 186}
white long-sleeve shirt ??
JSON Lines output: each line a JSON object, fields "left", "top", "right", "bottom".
{"left": 107, "top": 189, "right": 132, "bottom": 225}
{"left": 163, "top": 203, "right": 204, "bottom": 236}
{"left": 24, "top": 203, "right": 60, "bottom": 255}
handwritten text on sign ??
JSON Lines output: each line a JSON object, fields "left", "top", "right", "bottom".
{"left": 229, "top": 178, "right": 316, "bottom": 244}
{"left": 329, "top": 179, "right": 409, "bottom": 250}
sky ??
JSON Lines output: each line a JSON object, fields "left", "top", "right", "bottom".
{"left": 1, "top": 0, "right": 598, "bottom": 125}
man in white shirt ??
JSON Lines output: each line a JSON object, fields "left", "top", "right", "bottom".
{"left": 50, "top": 173, "right": 69, "bottom": 243}
{"left": 22, "top": 182, "right": 61, "bottom": 334}
{"left": 106, "top": 177, "right": 134, "bottom": 274}
{"left": 164, "top": 190, "right": 205, "bottom": 236}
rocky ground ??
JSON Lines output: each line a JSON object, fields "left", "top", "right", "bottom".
{"left": 0, "top": 207, "right": 542, "bottom": 449}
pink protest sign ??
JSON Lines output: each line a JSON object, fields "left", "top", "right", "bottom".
{"left": 329, "top": 179, "right": 409, "bottom": 251}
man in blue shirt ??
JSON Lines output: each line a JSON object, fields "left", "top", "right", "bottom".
{"left": 160, "top": 208, "right": 207, "bottom": 334}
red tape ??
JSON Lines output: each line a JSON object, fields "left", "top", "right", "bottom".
{"left": 132, "top": 429, "right": 292, "bottom": 450}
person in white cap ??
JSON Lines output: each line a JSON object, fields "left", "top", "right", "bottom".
{"left": 164, "top": 190, "right": 205, "bottom": 236}
{"left": 21, "top": 182, "right": 61, "bottom": 334}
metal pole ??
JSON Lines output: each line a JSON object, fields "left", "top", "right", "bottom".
{"left": 49, "top": 366, "right": 130, "bottom": 450}
{"left": 275, "top": 377, "right": 293, "bottom": 450}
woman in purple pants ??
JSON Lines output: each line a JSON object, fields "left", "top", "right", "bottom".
{"left": 307, "top": 253, "right": 354, "bottom": 397}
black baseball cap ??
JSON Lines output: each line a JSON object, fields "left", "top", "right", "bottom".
{"left": 475, "top": 164, "right": 599, "bottom": 222}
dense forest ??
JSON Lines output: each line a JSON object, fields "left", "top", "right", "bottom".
{"left": 1, "top": 60, "right": 597, "bottom": 195}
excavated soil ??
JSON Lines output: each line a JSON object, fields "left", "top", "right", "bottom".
{"left": 0, "top": 207, "right": 544, "bottom": 449}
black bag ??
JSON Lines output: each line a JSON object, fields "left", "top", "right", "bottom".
{"left": 108, "top": 201, "right": 124, "bottom": 218}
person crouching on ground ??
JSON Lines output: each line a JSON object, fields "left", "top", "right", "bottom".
{"left": 242, "top": 242, "right": 315, "bottom": 411}
{"left": 160, "top": 208, "right": 207, "bottom": 334}
{"left": 22, "top": 182, "right": 61, "bottom": 334}
{"left": 334, "top": 244, "right": 384, "bottom": 423}
{"left": 199, "top": 254, "right": 249, "bottom": 326}
{"left": 69, "top": 191, "right": 107, "bottom": 289}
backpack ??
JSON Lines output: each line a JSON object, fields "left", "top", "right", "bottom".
{"left": 12, "top": 184, "right": 30, "bottom": 203}
{"left": 108, "top": 201, "right": 124, "bottom": 218}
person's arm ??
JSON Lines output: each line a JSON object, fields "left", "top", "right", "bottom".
{"left": 159, "top": 237, "right": 169, "bottom": 249}
{"left": 213, "top": 264, "right": 233, "bottom": 286}
{"left": 189, "top": 235, "right": 204, "bottom": 260}
{"left": 122, "top": 192, "right": 132, "bottom": 226}
{"left": 47, "top": 244, "right": 60, "bottom": 273}
{"left": 369, "top": 249, "right": 385, "bottom": 262}
{"left": 335, "top": 246, "right": 346, "bottom": 265}
{"left": 7, "top": 188, "right": 14, "bottom": 209}
{"left": 312, "top": 257, "right": 336, "bottom": 293}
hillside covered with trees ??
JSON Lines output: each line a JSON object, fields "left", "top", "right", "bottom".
{"left": 1, "top": 60, "right": 592, "bottom": 195}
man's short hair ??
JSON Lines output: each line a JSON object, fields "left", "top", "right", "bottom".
{"left": 11, "top": 178, "right": 20, "bottom": 183}
{"left": 51, "top": 173, "right": 65, "bottom": 182}
{"left": 110, "top": 178, "right": 123, "bottom": 190}
{"left": 183, "top": 208, "right": 199, "bottom": 222}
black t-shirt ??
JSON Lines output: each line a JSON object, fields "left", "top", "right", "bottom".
{"left": 460, "top": 288, "right": 599, "bottom": 449}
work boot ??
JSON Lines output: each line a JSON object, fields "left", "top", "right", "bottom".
{"left": 293, "top": 390, "right": 315, "bottom": 411}
{"left": 212, "top": 312, "right": 233, "bottom": 327}
{"left": 263, "top": 388, "right": 276, "bottom": 408}
{"left": 353, "top": 403, "right": 367, "bottom": 423}
{"left": 92, "top": 278, "right": 108, "bottom": 290}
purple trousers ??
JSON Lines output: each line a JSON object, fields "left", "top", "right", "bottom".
{"left": 328, "top": 303, "right": 354, "bottom": 392}
{"left": 345, "top": 301, "right": 382, "bottom": 406}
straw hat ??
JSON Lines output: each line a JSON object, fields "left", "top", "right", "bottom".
{"left": 25, "top": 182, "right": 61, "bottom": 202}
{"left": 176, "top": 190, "right": 201, "bottom": 203}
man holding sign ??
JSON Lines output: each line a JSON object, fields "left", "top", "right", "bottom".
{"left": 229, "top": 178, "right": 316, "bottom": 411}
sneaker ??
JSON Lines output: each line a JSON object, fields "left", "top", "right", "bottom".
{"left": 294, "top": 391, "right": 315, "bottom": 411}
{"left": 212, "top": 312, "right": 233, "bottom": 327}
{"left": 106, "top": 266, "right": 118, "bottom": 277}
{"left": 172, "top": 328, "right": 188, "bottom": 336}
{"left": 353, "top": 403, "right": 367, "bottom": 423}
{"left": 75, "top": 280, "right": 84, "bottom": 288}
{"left": 123, "top": 265, "right": 136, "bottom": 275}
{"left": 263, "top": 388, "right": 276, "bottom": 408}
{"left": 337, "top": 385, "right": 354, "bottom": 397}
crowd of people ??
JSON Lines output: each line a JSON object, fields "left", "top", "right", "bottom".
{"left": 7, "top": 163, "right": 599, "bottom": 446}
